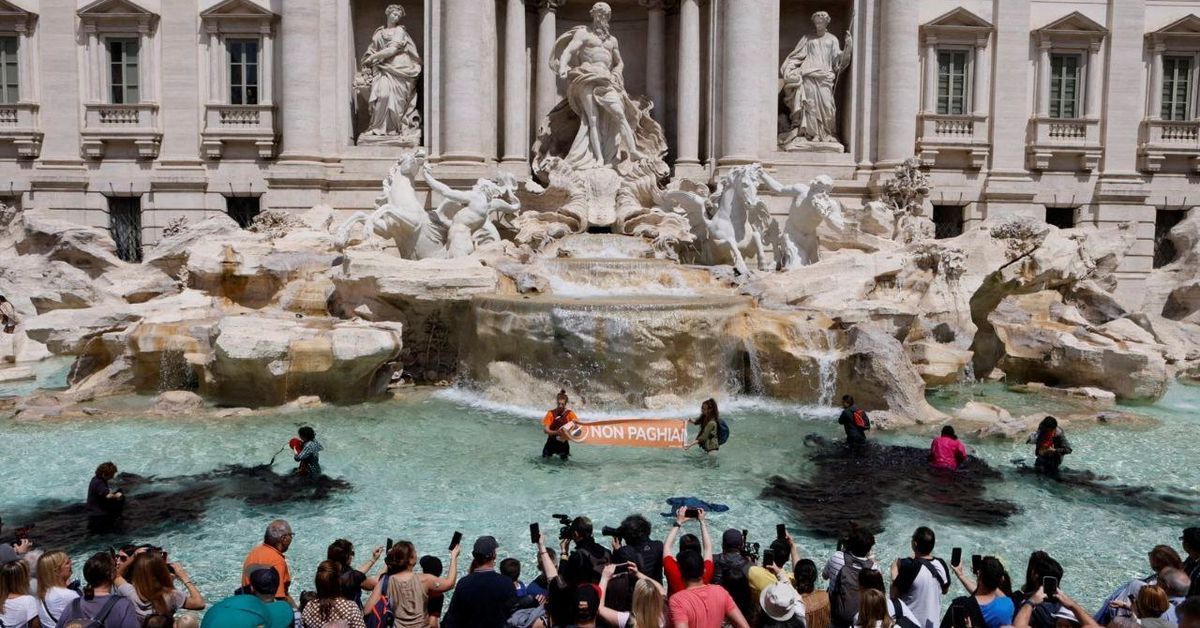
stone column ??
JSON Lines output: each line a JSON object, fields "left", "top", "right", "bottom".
{"left": 1149, "top": 40, "right": 1164, "bottom": 120}
{"left": 719, "top": 0, "right": 777, "bottom": 165}
{"left": 535, "top": 0, "right": 564, "bottom": 128}
{"left": 502, "top": 0, "right": 529, "bottom": 164}
{"left": 441, "top": 0, "right": 498, "bottom": 163}
{"left": 875, "top": 0, "right": 920, "bottom": 164}
{"left": 159, "top": 7, "right": 200, "bottom": 161}
{"left": 675, "top": 0, "right": 700, "bottom": 170}
{"left": 1101, "top": 0, "right": 1145, "bottom": 174}
{"left": 641, "top": 0, "right": 668, "bottom": 124}
{"left": 38, "top": 0, "right": 83, "bottom": 162}
{"left": 924, "top": 38, "right": 938, "bottom": 113}
{"left": 972, "top": 35, "right": 990, "bottom": 116}
{"left": 206, "top": 27, "right": 221, "bottom": 103}
{"left": 1037, "top": 39, "right": 1051, "bottom": 117}
{"left": 260, "top": 24, "right": 274, "bottom": 105}
{"left": 1086, "top": 43, "right": 1102, "bottom": 119}
{"left": 278, "top": 0, "right": 322, "bottom": 159}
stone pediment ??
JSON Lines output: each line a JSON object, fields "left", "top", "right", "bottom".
{"left": 924, "top": 7, "right": 992, "bottom": 30}
{"left": 77, "top": 0, "right": 154, "bottom": 17}
{"left": 200, "top": 0, "right": 274, "bottom": 19}
{"left": 0, "top": 0, "right": 35, "bottom": 30}
{"left": 1149, "top": 14, "right": 1200, "bottom": 46}
{"left": 921, "top": 7, "right": 992, "bottom": 45}
{"left": 1033, "top": 11, "right": 1107, "bottom": 48}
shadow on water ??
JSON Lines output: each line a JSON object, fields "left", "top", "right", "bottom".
{"left": 761, "top": 435, "right": 1019, "bottom": 538}
{"left": 4, "top": 465, "right": 351, "bottom": 552}
{"left": 1011, "top": 461, "right": 1200, "bottom": 518}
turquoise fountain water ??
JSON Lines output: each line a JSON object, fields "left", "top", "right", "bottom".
{"left": 1, "top": 382, "right": 1197, "bottom": 612}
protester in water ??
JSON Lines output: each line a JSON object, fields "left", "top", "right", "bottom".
{"left": 86, "top": 461, "right": 125, "bottom": 533}
{"left": 542, "top": 390, "right": 579, "bottom": 460}
{"left": 683, "top": 398, "right": 722, "bottom": 454}
{"left": 1028, "top": 416, "right": 1072, "bottom": 476}
{"left": 292, "top": 427, "right": 323, "bottom": 476}
{"left": 113, "top": 548, "right": 206, "bottom": 623}
{"left": 54, "top": 553, "right": 141, "bottom": 628}
{"left": 837, "top": 395, "right": 870, "bottom": 447}
{"left": 929, "top": 427, "right": 967, "bottom": 471}
{"left": 363, "top": 540, "right": 459, "bottom": 628}
{"left": 200, "top": 567, "right": 292, "bottom": 628}
{"left": 242, "top": 520, "right": 295, "bottom": 607}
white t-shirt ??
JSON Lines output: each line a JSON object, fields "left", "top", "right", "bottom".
{"left": 898, "top": 560, "right": 948, "bottom": 628}
{"left": 116, "top": 582, "right": 187, "bottom": 618}
{"left": 38, "top": 586, "right": 81, "bottom": 627}
{"left": 0, "top": 594, "right": 39, "bottom": 628}
{"left": 854, "top": 599, "right": 916, "bottom": 626}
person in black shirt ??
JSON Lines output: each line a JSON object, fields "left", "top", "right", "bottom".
{"left": 442, "top": 536, "right": 517, "bottom": 628}
{"left": 561, "top": 517, "right": 612, "bottom": 586}
{"left": 86, "top": 461, "right": 125, "bottom": 533}
{"left": 612, "top": 514, "right": 664, "bottom": 584}
{"left": 837, "top": 395, "right": 869, "bottom": 447}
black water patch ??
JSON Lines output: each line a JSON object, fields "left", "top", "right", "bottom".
{"left": 761, "top": 435, "right": 1019, "bottom": 538}
{"left": 1011, "top": 461, "right": 1200, "bottom": 518}
{"left": 3, "top": 465, "right": 350, "bottom": 552}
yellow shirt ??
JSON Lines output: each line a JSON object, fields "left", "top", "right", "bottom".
{"left": 749, "top": 565, "right": 796, "bottom": 602}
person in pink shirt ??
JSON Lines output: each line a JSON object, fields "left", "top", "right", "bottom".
{"left": 668, "top": 550, "right": 750, "bottom": 628}
{"left": 929, "top": 426, "right": 968, "bottom": 470}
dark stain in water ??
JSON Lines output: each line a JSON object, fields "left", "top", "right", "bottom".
{"left": 1011, "top": 461, "right": 1200, "bottom": 518}
{"left": 3, "top": 465, "right": 350, "bottom": 552}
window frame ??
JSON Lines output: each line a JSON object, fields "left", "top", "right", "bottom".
{"left": 104, "top": 35, "right": 141, "bottom": 105}
{"left": 935, "top": 47, "right": 973, "bottom": 116}
{"left": 0, "top": 34, "right": 18, "bottom": 104}
{"left": 226, "top": 36, "right": 261, "bottom": 106}
{"left": 1048, "top": 52, "right": 1083, "bottom": 119}
{"left": 1160, "top": 52, "right": 1199, "bottom": 121}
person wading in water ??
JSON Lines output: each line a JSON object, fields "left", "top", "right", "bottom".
{"left": 542, "top": 390, "right": 579, "bottom": 461}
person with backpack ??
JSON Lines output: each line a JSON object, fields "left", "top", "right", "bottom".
{"left": 837, "top": 395, "right": 870, "bottom": 448}
{"left": 826, "top": 527, "right": 878, "bottom": 628}
{"left": 561, "top": 517, "right": 612, "bottom": 587}
{"left": 684, "top": 399, "right": 724, "bottom": 455}
{"left": 54, "top": 552, "right": 140, "bottom": 628}
{"left": 889, "top": 527, "right": 949, "bottom": 628}
{"left": 362, "top": 540, "right": 459, "bottom": 628}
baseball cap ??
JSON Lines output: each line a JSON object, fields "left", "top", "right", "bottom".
{"left": 576, "top": 584, "right": 601, "bottom": 621}
{"left": 722, "top": 528, "right": 744, "bottom": 549}
{"left": 249, "top": 567, "right": 280, "bottom": 595}
{"left": 472, "top": 536, "right": 499, "bottom": 560}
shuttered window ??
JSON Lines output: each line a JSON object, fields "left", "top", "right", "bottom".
{"left": 937, "top": 50, "right": 970, "bottom": 115}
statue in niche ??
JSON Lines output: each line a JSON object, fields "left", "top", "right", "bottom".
{"left": 778, "top": 11, "right": 852, "bottom": 152}
{"left": 334, "top": 150, "right": 521, "bottom": 259}
{"left": 523, "top": 1, "right": 688, "bottom": 252}
{"left": 354, "top": 4, "right": 422, "bottom": 146}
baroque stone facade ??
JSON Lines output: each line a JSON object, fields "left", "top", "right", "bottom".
{"left": 0, "top": 0, "right": 1198, "bottom": 306}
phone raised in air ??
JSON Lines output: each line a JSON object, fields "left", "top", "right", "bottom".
{"left": 386, "top": 538, "right": 394, "bottom": 552}
{"left": 614, "top": 563, "right": 630, "bottom": 575}
{"left": 776, "top": 524, "right": 787, "bottom": 541}
{"left": 448, "top": 531, "right": 463, "bottom": 552}
{"left": 530, "top": 523, "right": 540, "bottom": 545}
{"left": 971, "top": 554, "right": 983, "bottom": 572}
{"left": 951, "top": 547, "right": 962, "bottom": 568}
{"left": 684, "top": 508, "right": 700, "bottom": 519}
{"left": 762, "top": 549, "right": 775, "bottom": 567}
{"left": 1043, "top": 576, "right": 1058, "bottom": 598}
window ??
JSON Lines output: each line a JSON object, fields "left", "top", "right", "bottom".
{"left": 226, "top": 195, "right": 261, "bottom": 229}
{"left": 0, "top": 36, "right": 17, "bottom": 104}
{"left": 937, "top": 50, "right": 970, "bottom": 115}
{"left": 933, "top": 205, "right": 965, "bottom": 239}
{"left": 227, "top": 38, "right": 260, "bottom": 105}
{"left": 107, "top": 38, "right": 140, "bottom": 104}
{"left": 1049, "top": 53, "right": 1081, "bottom": 119}
{"left": 1162, "top": 56, "right": 1193, "bottom": 121}
{"left": 108, "top": 196, "right": 143, "bottom": 263}
{"left": 1045, "top": 206, "right": 1075, "bottom": 230}
{"left": 1154, "top": 210, "right": 1187, "bottom": 268}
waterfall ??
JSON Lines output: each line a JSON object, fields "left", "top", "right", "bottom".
{"left": 158, "top": 348, "right": 191, "bottom": 391}
{"left": 815, "top": 350, "right": 839, "bottom": 407}
{"left": 742, "top": 337, "right": 765, "bottom": 396}
{"left": 961, "top": 360, "right": 976, "bottom": 383}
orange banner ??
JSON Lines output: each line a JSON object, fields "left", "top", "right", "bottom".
{"left": 569, "top": 418, "right": 688, "bottom": 449}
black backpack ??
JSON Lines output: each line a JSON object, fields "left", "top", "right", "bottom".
{"left": 894, "top": 557, "right": 951, "bottom": 596}
{"left": 60, "top": 596, "right": 122, "bottom": 628}
{"left": 831, "top": 555, "right": 875, "bottom": 628}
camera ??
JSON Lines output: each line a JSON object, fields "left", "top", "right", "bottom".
{"left": 552, "top": 514, "right": 574, "bottom": 541}
{"left": 601, "top": 525, "right": 625, "bottom": 541}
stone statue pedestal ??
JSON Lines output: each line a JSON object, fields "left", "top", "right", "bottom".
{"left": 778, "top": 131, "right": 845, "bottom": 153}
{"left": 356, "top": 131, "right": 421, "bottom": 148}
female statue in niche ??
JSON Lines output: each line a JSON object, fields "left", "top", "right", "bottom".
{"left": 355, "top": 3, "right": 422, "bottom": 145}
{"left": 779, "top": 10, "right": 852, "bottom": 152}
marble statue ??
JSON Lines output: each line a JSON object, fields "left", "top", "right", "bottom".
{"left": 528, "top": 1, "right": 675, "bottom": 237}
{"left": 334, "top": 151, "right": 520, "bottom": 259}
{"left": 354, "top": 4, "right": 422, "bottom": 146}
{"left": 663, "top": 164, "right": 778, "bottom": 276}
{"left": 766, "top": 173, "right": 845, "bottom": 270}
{"left": 779, "top": 11, "right": 852, "bottom": 152}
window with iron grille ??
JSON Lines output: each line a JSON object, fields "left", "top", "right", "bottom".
{"left": 1161, "top": 56, "right": 1193, "bottom": 121}
{"left": 1045, "top": 206, "right": 1075, "bottom": 230}
{"left": 228, "top": 38, "right": 260, "bottom": 105}
{"left": 107, "top": 37, "right": 140, "bottom": 104}
{"left": 108, "top": 196, "right": 143, "bottom": 263}
{"left": 1154, "top": 209, "right": 1187, "bottom": 269}
{"left": 933, "top": 205, "right": 965, "bottom": 239}
{"left": 1049, "top": 53, "right": 1081, "bottom": 119}
{"left": 226, "top": 195, "right": 261, "bottom": 229}
{"left": 0, "top": 36, "right": 18, "bottom": 104}
{"left": 937, "top": 50, "right": 970, "bottom": 116}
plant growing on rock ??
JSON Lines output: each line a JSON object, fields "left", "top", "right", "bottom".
{"left": 989, "top": 217, "right": 1049, "bottom": 261}
{"left": 161, "top": 216, "right": 189, "bottom": 239}
{"left": 249, "top": 209, "right": 307, "bottom": 238}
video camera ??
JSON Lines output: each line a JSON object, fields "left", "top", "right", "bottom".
{"left": 600, "top": 524, "right": 625, "bottom": 541}
{"left": 552, "top": 514, "right": 574, "bottom": 541}
{"left": 739, "top": 529, "right": 761, "bottom": 563}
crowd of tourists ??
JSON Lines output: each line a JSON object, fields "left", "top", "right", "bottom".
{"left": 3, "top": 507, "right": 1198, "bottom": 628}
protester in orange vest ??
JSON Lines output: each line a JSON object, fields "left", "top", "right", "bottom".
{"left": 542, "top": 390, "right": 579, "bottom": 460}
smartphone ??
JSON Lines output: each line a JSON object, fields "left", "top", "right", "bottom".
{"left": 1043, "top": 576, "right": 1058, "bottom": 598}
{"left": 971, "top": 554, "right": 982, "bottom": 572}
{"left": 684, "top": 508, "right": 700, "bottom": 519}
{"left": 386, "top": 538, "right": 394, "bottom": 552}
{"left": 529, "top": 523, "right": 540, "bottom": 545}
{"left": 762, "top": 549, "right": 775, "bottom": 567}
{"left": 952, "top": 607, "right": 967, "bottom": 628}
{"left": 614, "top": 563, "right": 630, "bottom": 575}
{"left": 951, "top": 547, "right": 963, "bottom": 568}
{"left": 776, "top": 524, "right": 787, "bottom": 541}
{"left": 837, "top": 538, "right": 845, "bottom": 552}
{"left": 448, "top": 531, "right": 463, "bottom": 552}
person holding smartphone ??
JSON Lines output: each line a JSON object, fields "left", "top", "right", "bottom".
{"left": 890, "top": 527, "right": 950, "bottom": 628}
{"left": 363, "top": 539, "right": 459, "bottom": 628}
{"left": 662, "top": 507, "right": 714, "bottom": 597}
{"left": 598, "top": 561, "right": 667, "bottom": 628}
{"left": 939, "top": 557, "right": 1012, "bottom": 628}
{"left": 1011, "top": 582, "right": 1099, "bottom": 628}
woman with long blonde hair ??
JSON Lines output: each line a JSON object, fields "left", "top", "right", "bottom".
{"left": 35, "top": 551, "right": 78, "bottom": 627}
{"left": 599, "top": 562, "right": 667, "bottom": 627}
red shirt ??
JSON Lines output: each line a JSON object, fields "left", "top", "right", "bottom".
{"left": 668, "top": 584, "right": 736, "bottom": 628}
{"left": 663, "top": 555, "right": 714, "bottom": 597}
{"left": 930, "top": 436, "right": 967, "bottom": 470}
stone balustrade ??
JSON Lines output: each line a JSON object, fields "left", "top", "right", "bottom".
{"left": 1139, "top": 119, "right": 1200, "bottom": 173}
{"left": 917, "top": 113, "right": 990, "bottom": 169}
{"left": 201, "top": 104, "right": 277, "bottom": 159}
{"left": 1027, "top": 116, "right": 1101, "bottom": 171}
{"left": 0, "top": 102, "right": 41, "bottom": 158}
{"left": 81, "top": 103, "right": 162, "bottom": 159}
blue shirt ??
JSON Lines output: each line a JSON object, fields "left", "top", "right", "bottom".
{"left": 979, "top": 596, "right": 1015, "bottom": 628}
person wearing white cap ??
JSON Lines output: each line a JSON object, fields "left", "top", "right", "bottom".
{"left": 761, "top": 579, "right": 808, "bottom": 627}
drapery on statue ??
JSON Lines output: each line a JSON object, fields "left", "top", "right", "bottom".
{"left": 354, "top": 4, "right": 422, "bottom": 146}
{"left": 779, "top": 11, "right": 852, "bottom": 152}
{"left": 334, "top": 150, "right": 521, "bottom": 259}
